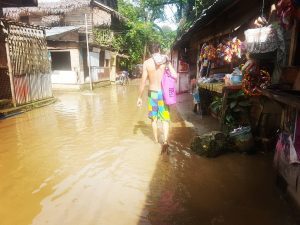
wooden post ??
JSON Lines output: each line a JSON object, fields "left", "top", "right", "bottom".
{"left": 220, "top": 88, "right": 229, "bottom": 132}
{"left": 196, "top": 43, "right": 200, "bottom": 79}
{"left": 85, "top": 14, "right": 93, "bottom": 91}
{"left": 5, "top": 40, "right": 17, "bottom": 107}
{"left": 288, "top": 20, "right": 299, "bottom": 66}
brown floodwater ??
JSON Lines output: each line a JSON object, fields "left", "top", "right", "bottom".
{"left": 0, "top": 84, "right": 298, "bottom": 225}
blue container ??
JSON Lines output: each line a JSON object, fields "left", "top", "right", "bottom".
{"left": 231, "top": 75, "right": 242, "bottom": 84}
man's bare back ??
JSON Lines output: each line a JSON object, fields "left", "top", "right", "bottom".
{"left": 143, "top": 58, "right": 166, "bottom": 91}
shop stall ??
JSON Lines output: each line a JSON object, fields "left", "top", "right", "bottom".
{"left": 173, "top": 0, "right": 300, "bottom": 207}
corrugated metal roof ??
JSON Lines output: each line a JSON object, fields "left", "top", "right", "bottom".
{"left": 45, "top": 26, "right": 81, "bottom": 37}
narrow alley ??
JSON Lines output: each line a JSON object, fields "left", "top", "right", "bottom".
{"left": 0, "top": 84, "right": 298, "bottom": 225}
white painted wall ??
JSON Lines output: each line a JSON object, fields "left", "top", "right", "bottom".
{"left": 51, "top": 71, "right": 78, "bottom": 84}
{"left": 178, "top": 73, "right": 189, "bottom": 93}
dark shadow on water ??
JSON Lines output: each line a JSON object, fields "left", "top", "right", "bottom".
{"left": 133, "top": 121, "right": 154, "bottom": 141}
{"left": 136, "top": 106, "right": 300, "bottom": 225}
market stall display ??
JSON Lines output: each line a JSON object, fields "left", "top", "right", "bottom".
{"left": 242, "top": 69, "right": 271, "bottom": 96}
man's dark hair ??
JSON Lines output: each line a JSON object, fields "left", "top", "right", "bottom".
{"left": 149, "top": 42, "right": 161, "bottom": 54}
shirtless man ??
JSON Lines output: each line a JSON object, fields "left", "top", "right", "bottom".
{"left": 137, "top": 43, "right": 177, "bottom": 145}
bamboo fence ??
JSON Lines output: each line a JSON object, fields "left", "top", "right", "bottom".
{"left": 0, "top": 19, "right": 52, "bottom": 106}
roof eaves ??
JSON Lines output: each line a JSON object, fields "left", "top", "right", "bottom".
{"left": 92, "top": 0, "right": 126, "bottom": 22}
{"left": 46, "top": 26, "right": 83, "bottom": 37}
{"left": 174, "top": 0, "right": 238, "bottom": 47}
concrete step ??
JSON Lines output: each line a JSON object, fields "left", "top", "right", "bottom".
{"left": 0, "top": 97, "right": 57, "bottom": 119}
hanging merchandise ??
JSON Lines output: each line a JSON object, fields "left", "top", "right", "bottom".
{"left": 244, "top": 24, "right": 286, "bottom": 66}
{"left": 231, "top": 37, "right": 242, "bottom": 59}
{"left": 216, "top": 42, "right": 225, "bottom": 66}
{"left": 241, "top": 57, "right": 260, "bottom": 74}
{"left": 207, "top": 44, "right": 217, "bottom": 61}
{"left": 242, "top": 69, "right": 271, "bottom": 96}
{"left": 219, "top": 38, "right": 242, "bottom": 64}
{"left": 274, "top": 132, "right": 300, "bottom": 165}
{"left": 276, "top": 0, "right": 296, "bottom": 29}
{"left": 199, "top": 43, "right": 217, "bottom": 61}
{"left": 224, "top": 40, "right": 233, "bottom": 63}
{"left": 244, "top": 25, "right": 278, "bottom": 53}
{"left": 199, "top": 43, "right": 208, "bottom": 62}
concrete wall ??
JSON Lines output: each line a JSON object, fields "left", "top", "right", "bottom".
{"left": 50, "top": 49, "right": 83, "bottom": 85}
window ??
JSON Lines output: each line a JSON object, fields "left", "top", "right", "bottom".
{"left": 50, "top": 51, "right": 72, "bottom": 70}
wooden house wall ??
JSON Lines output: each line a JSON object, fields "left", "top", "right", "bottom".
{"left": 64, "top": 7, "right": 92, "bottom": 31}
{"left": 0, "top": 38, "right": 11, "bottom": 100}
{"left": 0, "top": 39, "right": 7, "bottom": 68}
{"left": 69, "top": 49, "right": 81, "bottom": 71}
{"left": 28, "top": 15, "right": 42, "bottom": 26}
{"left": 47, "top": 41, "right": 79, "bottom": 50}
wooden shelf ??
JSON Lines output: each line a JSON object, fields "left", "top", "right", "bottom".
{"left": 261, "top": 89, "right": 300, "bottom": 110}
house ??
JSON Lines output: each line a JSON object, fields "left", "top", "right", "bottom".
{"left": 1, "top": 0, "right": 54, "bottom": 109}
{"left": 3, "top": 0, "right": 124, "bottom": 90}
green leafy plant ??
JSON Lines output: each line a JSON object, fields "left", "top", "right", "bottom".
{"left": 209, "top": 90, "right": 252, "bottom": 132}
{"left": 209, "top": 96, "right": 222, "bottom": 118}
{"left": 224, "top": 90, "right": 251, "bottom": 131}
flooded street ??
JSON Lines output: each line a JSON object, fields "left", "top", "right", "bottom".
{"left": 0, "top": 84, "right": 298, "bottom": 225}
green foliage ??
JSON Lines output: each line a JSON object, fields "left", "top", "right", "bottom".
{"left": 177, "top": 0, "right": 216, "bottom": 37}
{"left": 209, "top": 90, "right": 252, "bottom": 132}
{"left": 224, "top": 90, "right": 251, "bottom": 131}
{"left": 93, "top": 28, "right": 114, "bottom": 47}
{"left": 209, "top": 96, "right": 222, "bottom": 117}
{"left": 98, "top": 0, "right": 177, "bottom": 70}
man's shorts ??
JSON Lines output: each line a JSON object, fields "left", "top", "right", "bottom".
{"left": 148, "top": 90, "right": 170, "bottom": 121}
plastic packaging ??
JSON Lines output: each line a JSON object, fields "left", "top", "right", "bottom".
{"left": 161, "top": 67, "right": 176, "bottom": 105}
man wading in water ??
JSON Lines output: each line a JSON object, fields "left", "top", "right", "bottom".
{"left": 137, "top": 43, "right": 177, "bottom": 150}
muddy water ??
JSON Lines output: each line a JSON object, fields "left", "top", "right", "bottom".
{"left": 0, "top": 84, "right": 298, "bottom": 225}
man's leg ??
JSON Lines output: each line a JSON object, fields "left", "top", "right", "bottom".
{"left": 157, "top": 91, "right": 170, "bottom": 144}
{"left": 151, "top": 118, "right": 158, "bottom": 143}
{"left": 162, "top": 120, "right": 169, "bottom": 143}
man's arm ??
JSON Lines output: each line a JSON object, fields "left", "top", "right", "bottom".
{"left": 168, "top": 63, "right": 178, "bottom": 79}
{"left": 137, "top": 62, "right": 148, "bottom": 107}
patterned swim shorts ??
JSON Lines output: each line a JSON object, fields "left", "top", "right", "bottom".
{"left": 148, "top": 90, "right": 170, "bottom": 121}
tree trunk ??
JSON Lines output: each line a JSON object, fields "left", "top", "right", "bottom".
{"left": 179, "top": 0, "right": 183, "bottom": 19}
{"left": 143, "top": 43, "right": 147, "bottom": 62}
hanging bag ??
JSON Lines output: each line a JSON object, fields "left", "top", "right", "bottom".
{"left": 161, "top": 66, "right": 177, "bottom": 105}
